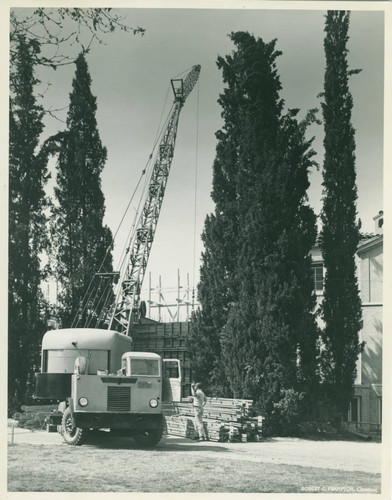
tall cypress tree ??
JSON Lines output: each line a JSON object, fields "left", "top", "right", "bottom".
{"left": 220, "top": 33, "right": 286, "bottom": 406}
{"left": 9, "top": 36, "right": 50, "bottom": 410}
{"left": 224, "top": 33, "right": 319, "bottom": 428}
{"left": 192, "top": 32, "right": 320, "bottom": 432}
{"left": 52, "top": 53, "right": 113, "bottom": 327}
{"left": 320, "top": 11, "right": 363, "bottom": 419}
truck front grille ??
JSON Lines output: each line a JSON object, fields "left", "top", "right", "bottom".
{"left": 107, "top": 386, "right": 131, "bottom": 411}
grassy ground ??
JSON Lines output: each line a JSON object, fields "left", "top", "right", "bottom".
{"left": 8, "top": 437, "right": 381, "bottom": 493}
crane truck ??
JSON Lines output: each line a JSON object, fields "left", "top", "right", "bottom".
{"left": 34, "top": 64, "right": 201, "bottom": 446}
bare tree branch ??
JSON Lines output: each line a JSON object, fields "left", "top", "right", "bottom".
{"left": 10, "top": 8, "right": 145, "bottom": 70}
{"left": 10, "top": 8, "right": 145, "bottom": 120}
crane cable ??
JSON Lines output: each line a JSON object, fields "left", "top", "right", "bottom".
{"left": 115, "top": 86, "right": 173, "bottom": 272}
{"left": 104, "top": 85, "right": 174, "bottom": 275}
{"left": 192, "top": 77, "right": 200, "bottom": 310}
{"left": 115, "top": 98, "right": 175, "bottom": 278}
{"left": 172, "top": 66, "right": 194, "bottom": 80}
{"left": 71, "top": 165, "right": 149, "bottom": 327}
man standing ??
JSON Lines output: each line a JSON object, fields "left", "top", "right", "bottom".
{"left": 191, "top": 382, "right": 207, "bottom": 441}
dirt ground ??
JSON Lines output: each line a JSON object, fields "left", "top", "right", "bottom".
{"left": 8, "top": 423, "right": 382, "bottom": 473}
{"left": 7, "top": 422, "right": 383, "bottom": 493}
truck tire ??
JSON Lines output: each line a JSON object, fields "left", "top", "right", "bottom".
{"left": 133, "top": 427, "right": 163, "bottom": 447}
{"left": 61, "top": 407, "right": 86, "bottom": 446}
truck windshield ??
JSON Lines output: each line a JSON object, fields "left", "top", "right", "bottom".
{"left": 130, "top": 359, "right": 159, "bottom": 376}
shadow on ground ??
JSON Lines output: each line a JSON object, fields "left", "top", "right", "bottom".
{"left": 82, "top": 431, "right": 228, "bottom": 452}
{"left": 158, "top": 441, "right": 230, "bottom": 453}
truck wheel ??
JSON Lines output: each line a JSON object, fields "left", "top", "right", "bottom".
{"left": 133, "top": 427, "right": 163, "bottom": 447}
{"left": 61, "top": 407, "right": 86, "bottom": 446}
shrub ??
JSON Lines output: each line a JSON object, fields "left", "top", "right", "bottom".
{"left": 270, "top": 389, "right": 304, "bottom": 436}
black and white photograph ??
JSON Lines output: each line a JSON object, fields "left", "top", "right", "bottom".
{"left": 4, "top": 0, "right": 391, "bottom": 496}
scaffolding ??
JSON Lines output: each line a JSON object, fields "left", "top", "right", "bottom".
{"left": 145, "top": 270, "right": 200, "bottom": 323}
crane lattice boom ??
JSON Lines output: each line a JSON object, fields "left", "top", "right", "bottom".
{"left": 109, "top": 65, "right": 201, "bottom": 335}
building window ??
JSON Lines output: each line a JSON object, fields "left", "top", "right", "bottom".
{"left": 312, "top": 264, "right": 324, "bottom": 291}
{"left": 348, "top": 397, "right": 361, "bottom": 423}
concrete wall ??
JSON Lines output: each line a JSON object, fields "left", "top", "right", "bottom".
{"left": 131, "top": 321, "right": 192, "bottom": 398}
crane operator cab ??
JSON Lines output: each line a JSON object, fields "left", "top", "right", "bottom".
{"left": 35, "top": 328, "right": 181, "bottom": 447}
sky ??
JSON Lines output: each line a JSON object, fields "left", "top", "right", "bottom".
{"left": 8, "top": 4, "right": 386, "bottom": 320}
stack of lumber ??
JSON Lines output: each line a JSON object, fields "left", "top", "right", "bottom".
{"left": 13, "top": 405, "right": 58, "bottom": 430}
{"left": 163, "top": 398, "right": 263, "bottom": 442}
{"left": 163, "top": 415, "right": 197, "bottom": 439}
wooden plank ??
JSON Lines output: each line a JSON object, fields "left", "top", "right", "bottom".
{"left": 20, "top": 405, "right": 58, "bottom": 413}
{"left": 164, "top": 411, "right": 262, "bottom": 442}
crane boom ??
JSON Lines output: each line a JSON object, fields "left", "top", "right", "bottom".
{"left": 109, "top": 65, "right": 201, "bottom": 336}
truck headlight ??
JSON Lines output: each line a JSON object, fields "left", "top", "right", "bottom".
{"left": 149, "top": 398, "right": 158, "bottom": 408}
{"left": 78, "top": 397, "right": 88, "bottom": 407}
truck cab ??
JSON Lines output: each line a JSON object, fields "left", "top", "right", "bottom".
{"left": 35, "top": 329, "right": 181, "bottom": 446}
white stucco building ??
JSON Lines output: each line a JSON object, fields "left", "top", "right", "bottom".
{"left": 311, "top": 211, "right": 383, "bottom": 433}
